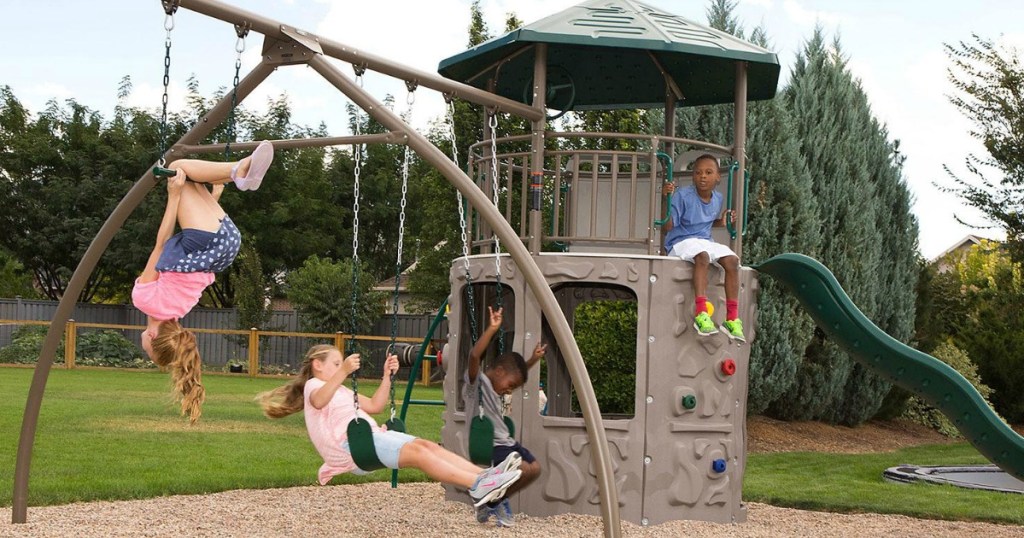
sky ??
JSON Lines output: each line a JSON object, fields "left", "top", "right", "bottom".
{"left": 3, "top": 0, "right": 1023, "bottom": 260}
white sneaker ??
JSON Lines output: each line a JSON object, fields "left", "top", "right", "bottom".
{"left": 469, "top": 470, "right": 522, "bottom": 507}
{"left": 483, "top": 451, "right": 522, "bottom": 478}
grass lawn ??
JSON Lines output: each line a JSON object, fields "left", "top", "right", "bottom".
{"left": 745, "top": 446, "right": 1023, "bottom": 525}
{"left": 0, "top": 366, "right": 443, "bottom": 507}
{"left": 1, "top": 367, "right": 1021, "bottom": 526}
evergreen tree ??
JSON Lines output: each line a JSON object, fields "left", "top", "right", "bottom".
{"left": 0, "top": 87, "right": 164, "bottom": 301}
{"left": 285, "top": 255, "right": 385, "bottom": 335}
{"left": 768, "top": 33, "right": 870, "bottom": 421}
{"left": 768, "top": 31, "right": 916, "bottom": 424}
{"left": 0, "top": 248, "right": 39, "bottom": 298}
{"left": 831, "top": 125, "right": 918, "bottom": 424}
{"left": 740, "top": 29, "right": 822, "bottom": 414}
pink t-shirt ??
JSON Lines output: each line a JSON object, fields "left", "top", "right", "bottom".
{"left": 304, "top": 377, "right": 381, "bottom": 484}
{"left": 132, "top": 271, "right": 215, "bottom": 321}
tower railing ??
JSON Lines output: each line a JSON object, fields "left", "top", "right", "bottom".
{"left": 467, "top": 131, "right": 732, "bottom": 256}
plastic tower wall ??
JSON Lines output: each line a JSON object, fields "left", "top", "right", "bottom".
{"left": 440, "top": 253, "right": 758, "bottom": 526}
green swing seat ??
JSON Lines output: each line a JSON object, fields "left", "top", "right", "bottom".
{"left": 468, "top": 414, "right": 516, "bottom": 466}
{"left": 347, "top": 416, "right": 407, "bottom": 472}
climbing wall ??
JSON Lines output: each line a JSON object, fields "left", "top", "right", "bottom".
{"left": 440, "top": 253, "right": 757, "bottom": 527}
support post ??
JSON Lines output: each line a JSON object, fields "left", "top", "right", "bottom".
{"left": 421, "top": 354, "right": 431, "bottom": 386}
{"left": 528, "top": 44, "right": 548, "bottom": 254}
{"left": 247, "top": 328, "right": 259, "bottom": 377}
{"left": 64, "top": 320, "right": 76, "bottom": 369}
{"left": 307, "top": 54, "right": 622, "bottom": 538}
{"left": 731, "top": 61, "right": 748, "bottom": 259}
{"left": 660, "top": 84, "right": 678, "bottom": 255}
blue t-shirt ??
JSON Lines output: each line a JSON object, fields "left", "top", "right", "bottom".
{"left": 664, "top": 185, "right": 722, "bottom": 252}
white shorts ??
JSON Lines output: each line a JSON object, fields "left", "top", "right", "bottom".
{"left": 669, "top": 238, "right": 737, "bottom": 263}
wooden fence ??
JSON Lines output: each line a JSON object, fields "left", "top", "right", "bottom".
{"left": 0, "top": 298, "right": 447, "bottom": 379}
{"left": 0, "top": 318, "right": 440, "bottom": 383}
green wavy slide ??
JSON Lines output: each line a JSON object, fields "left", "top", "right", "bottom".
{"left": 756, "top": 253, "right": 1024, "bottom": 481}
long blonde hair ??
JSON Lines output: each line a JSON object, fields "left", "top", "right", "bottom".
{"left": 151, "top": 320, "right": 205, "bottom": 423}
{"left": 258, "top": 344, "right": 335, "bottom": 419}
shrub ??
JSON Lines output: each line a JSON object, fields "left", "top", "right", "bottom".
{"left": 901, "top": 341, "right": 995, "bottom": 437}
{"left": 285, "top": 255, "right": 385, "bottom": 335}
{"left": 572, "top": 300, "right": 637, "bottom": 416}
{"left": 0, "top": 325, "right": 149, "bottom": 368}
{"left": 74, "top": 330, "right": 150, "bottom": 369}
{"left": 0, "top": 325, "right": 63, "bottom": 364}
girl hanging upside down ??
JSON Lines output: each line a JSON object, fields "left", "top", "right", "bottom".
{"left": 258, "top": 345, "right": 523, "bottom": 509}
{"left": 133, "top": 141, "right": 274, "bottom": 423}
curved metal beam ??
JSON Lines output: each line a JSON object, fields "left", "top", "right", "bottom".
{"left": 11, "top": 59, "right": 277, "bottom": 524}
{"left": 176, "top": 0, "right": 545, "bottom": 122}
{"left": 308, "top": 54, "right": 622, "bottom": 538}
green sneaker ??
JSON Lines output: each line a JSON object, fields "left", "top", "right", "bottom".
{"left": 693, "top": 312, "right": 719, "bottom": 336}
{"left": 721, "top": 319, "right": 746, "bottom": 342}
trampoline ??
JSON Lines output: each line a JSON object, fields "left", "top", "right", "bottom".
{"left": 884, "top": 464, "right": 1024, "bottom": 494}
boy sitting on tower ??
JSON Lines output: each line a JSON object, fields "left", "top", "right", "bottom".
{"left": 662, "top": 154, "right": 745, "bottom": 342}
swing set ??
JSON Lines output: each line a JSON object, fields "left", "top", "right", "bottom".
{"left": 12, "top": 0, "right": 622, "bottom": 535}
{"left": 15, "top": 0, "right": 796, "bottom": 533}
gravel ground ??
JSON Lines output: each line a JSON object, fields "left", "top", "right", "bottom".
{"left": 2, "top": 482, "right": 1022, "bottom": 538}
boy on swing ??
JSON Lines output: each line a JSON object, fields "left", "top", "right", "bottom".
{"left": 464, "top": 306, "right": 546, "bottom": 527}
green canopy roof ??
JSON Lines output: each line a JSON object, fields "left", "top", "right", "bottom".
{"left": 438, "top": 0, "right": 781, "bottom": 111}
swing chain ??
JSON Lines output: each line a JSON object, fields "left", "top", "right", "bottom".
{"left": 158, "top": 10, "right": 175, "bottom": 165}
{"left": 351, "top": 369, "right": 361, "bottom": 412}
{"left": 351, "top": 81, "right": 362, "bottom": 275}
{"left": 448, "top": 100, "right": 479, "bottom": 342}
{"left": 387, "top": 89, "right": 415, "bottom": 419}
{"left": 348, "top": 76, "right": 364, "bottom": 411}
{"left": 488, "top": 111, "right": 501, "bottom": 257}
{"left": 488, "top": 112, "right": 505, "bottom": 352}
{"left": 224, "top": 31, "right": 246, "bottom": 159}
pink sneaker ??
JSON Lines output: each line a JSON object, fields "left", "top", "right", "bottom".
{"left": 232, "top": 140, "right": 274, "bottom": 191}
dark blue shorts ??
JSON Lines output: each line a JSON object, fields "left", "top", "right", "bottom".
{"left": 493, "top": 442, "right": 536, "bottom": 466}
{"left": 156, "top": 216, "right": 241, "bottom": 273}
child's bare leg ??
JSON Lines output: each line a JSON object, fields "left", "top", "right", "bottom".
{"left": 169, "top": 158, "right": 251, "bottom": 185}
{"left": 176, "top": 181, "right": 226, "bottom": 232}
{"left": 692, "top": 252, "right": 710, "bottom": 298}
{"left": 426, "top": 441, "right": 486, "bottom": 474}
{"left": 398, "top": 439, "right": 480, "bottom": 488}
{"left": 720, "top": 255, "right": 740, "bottom": 301}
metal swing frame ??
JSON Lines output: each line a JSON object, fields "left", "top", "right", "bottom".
{"left": 12, "top": 1, "right": 627, "bottom": 536}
